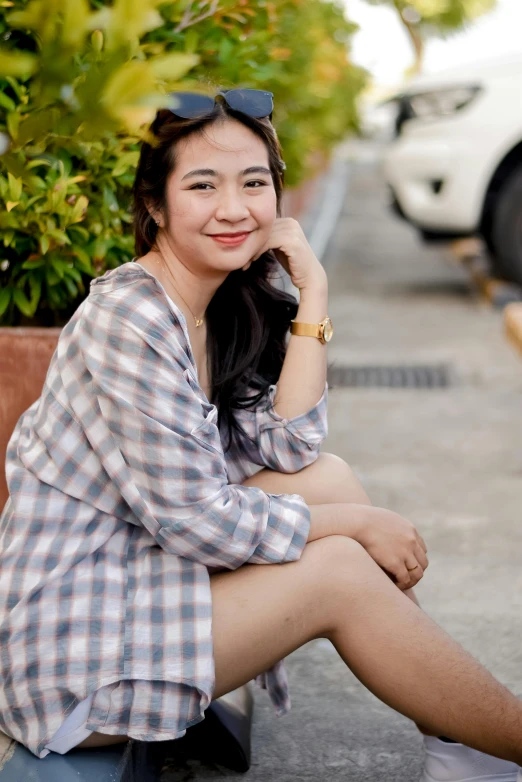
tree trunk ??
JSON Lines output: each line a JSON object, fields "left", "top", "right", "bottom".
{"left": 393, "top": 0, "right": 424, "bottom": 75}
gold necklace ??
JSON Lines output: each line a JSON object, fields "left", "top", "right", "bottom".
{"left": 155, "top": 256, "right": 205, "bottom": 328}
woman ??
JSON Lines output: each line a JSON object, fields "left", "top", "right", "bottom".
{"left": 0, "top": 88, "right": 521, "bottom": 781}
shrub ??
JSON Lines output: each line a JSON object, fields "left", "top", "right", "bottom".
{"left": 0, "top": 0, "right": 365, "bottom": 326}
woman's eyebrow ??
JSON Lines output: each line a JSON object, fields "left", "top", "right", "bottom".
{"left": 181, "top": 166, "right": 272, "bottom": 181}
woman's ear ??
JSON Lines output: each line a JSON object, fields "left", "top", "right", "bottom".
{"left": 146, "top": 202, "right": 162, "bottom": 228}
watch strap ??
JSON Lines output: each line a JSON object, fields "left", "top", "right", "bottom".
{"left": 290, "top": 321, "right": 322, "bottom": 338}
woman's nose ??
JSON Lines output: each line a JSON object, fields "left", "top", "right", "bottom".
{"left": 214, "top": 191, "right": 250, "bottom": 222}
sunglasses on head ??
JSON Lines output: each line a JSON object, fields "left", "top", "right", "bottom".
{"left": 167, "top": 89, "right": 274, "bottom": 121}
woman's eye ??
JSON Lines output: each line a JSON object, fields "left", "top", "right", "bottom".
{"left": 190, "top": 180, "right": 268, "bottom": 191}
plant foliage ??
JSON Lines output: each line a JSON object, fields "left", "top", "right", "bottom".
{"left": 0, "top": 0, "right": 365, "bottom": 326}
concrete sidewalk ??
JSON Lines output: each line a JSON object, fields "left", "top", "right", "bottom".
{"left": 162, "top": 146, "right": 522, "bottom": 782}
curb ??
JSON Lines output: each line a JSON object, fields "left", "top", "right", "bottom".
{"left": 450, "top": 239, "right": 522, "bottom": 361}
{"left": 278, "top": 143, "right": 350, "bottom": 297}
{"left": 450, "top": 239, "right": 522, "bottom": 309}
{"left": 505, "top": 303, "right": 522, "bottom": 357}
{"left": 305, "top": 146, "right": 350, "bottom": 264}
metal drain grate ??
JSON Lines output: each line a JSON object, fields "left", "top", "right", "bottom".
{"left": 327, "top": 364, "right": 452, "bottom": 389}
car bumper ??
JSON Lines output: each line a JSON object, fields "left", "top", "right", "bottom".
{"left": 383, "top": 132, "right": 483, "bottom": 234}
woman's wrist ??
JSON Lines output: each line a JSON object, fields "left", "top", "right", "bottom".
{"left": 298, "top": 269, "right": 329, "bottom": 297}
{"left": 308, "top": 502, "right": 371, "bottom": 543}
{"left": 295, "top": 275, "right": 329, "bottom": 323}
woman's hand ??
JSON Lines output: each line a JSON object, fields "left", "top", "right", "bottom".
{"left": 352, "top": 506, "right": 429, "bottom": 590}
{"left": 244, "top": 217, "right": 327, "bottom": 292}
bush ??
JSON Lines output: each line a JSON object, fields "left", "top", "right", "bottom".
{"left": 0, "top": 0, "right": 366, "bottom": 326}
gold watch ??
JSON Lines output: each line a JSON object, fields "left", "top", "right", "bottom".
{"left": 290, "top": 316, "right": 333, "bottom": 344}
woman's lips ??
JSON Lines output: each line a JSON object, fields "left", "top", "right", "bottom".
{"left": 209, "top": 232, "right": 251, "bottom": 246}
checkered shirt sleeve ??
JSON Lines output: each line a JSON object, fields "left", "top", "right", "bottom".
{"left": 72, "top": 300, "right": 311, "bottom": 570}
{"left": 230, "top": 382, "right": 328, "bottom": 474}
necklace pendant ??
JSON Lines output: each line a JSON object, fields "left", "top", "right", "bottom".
{"left": 195, "top": 318, "right": 204, "bottom": 328}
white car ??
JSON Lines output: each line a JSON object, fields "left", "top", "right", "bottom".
{"left": 382, "top": 54, "right": 522, "bottom": 285}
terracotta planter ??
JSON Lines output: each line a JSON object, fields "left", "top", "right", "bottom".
{"left": 0, "top": 328, "right": 62, "bottom": 509}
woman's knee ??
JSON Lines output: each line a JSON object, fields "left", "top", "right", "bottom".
{"left": 303, "top": 534, "right": 373, "bottom": 580}
{"left": 242, "top": 452, "right": 371, "bottom": 506}
{"left": 302, "top": 535, "right": 379, "bottom": 609}
{"left": 307, "top": 452, "right": 372, "bottom": 505}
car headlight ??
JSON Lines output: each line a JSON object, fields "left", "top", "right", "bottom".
{"left": 407, "top": 85, "right": 483, "bottom": 120}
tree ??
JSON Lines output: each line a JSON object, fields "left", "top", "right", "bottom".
{"left": 363, "top": 0, "right": 497, "bottom": 75}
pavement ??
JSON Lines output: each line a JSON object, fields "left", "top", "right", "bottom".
{"left": 161, "top": 142, "right": 522, "bottom": 782}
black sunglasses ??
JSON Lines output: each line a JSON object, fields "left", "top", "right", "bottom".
{"left": 167, "top": 89, "right": 274, "bottom": 121}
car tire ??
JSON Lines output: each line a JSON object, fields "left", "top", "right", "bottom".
{"left": 490, "top": 165, "right": 522, "bottom": 285}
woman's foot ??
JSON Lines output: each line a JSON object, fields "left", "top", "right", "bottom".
{"left": 421, "top": 736, "right": 520, "bottom": 782}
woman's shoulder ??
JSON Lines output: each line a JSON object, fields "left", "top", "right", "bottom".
{"left": 87, "top": 261, "right": 178, "bottom": 326}
{"left": 77, "top": 261, "right": 194, "bottom": 365}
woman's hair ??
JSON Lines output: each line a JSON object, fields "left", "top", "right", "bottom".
{"left": 131, "top": 98, "right": 299, "bottom": 453}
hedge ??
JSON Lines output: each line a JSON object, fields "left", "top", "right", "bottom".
{"left": 0, "top": 0, "right": 366, "bottom": 326}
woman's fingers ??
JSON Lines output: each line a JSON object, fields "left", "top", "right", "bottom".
{"left": 393, "top": 562, "right": 418, "bottom": 590}
{"left": 416, "top": 531, "right": 428, "bottom": 554}
{"left": 414, "top": 543, "right": 429, "bottom": 571}
{"left": 402, "top": 555, "right": 425, "bottom": 589}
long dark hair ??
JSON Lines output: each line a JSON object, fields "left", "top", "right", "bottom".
{"left": 131, "top": 99, "right": 298, "bottom": 453}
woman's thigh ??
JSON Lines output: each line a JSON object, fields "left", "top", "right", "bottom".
{"left": 210, "top": 535, "right": 376, "bottom": 700}
{"left": 241, "top": 452, "right": 371, "bottom": 506}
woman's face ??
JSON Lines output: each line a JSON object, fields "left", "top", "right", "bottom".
{"left": 160, "top": 118, "right": 278, "bottom": 275}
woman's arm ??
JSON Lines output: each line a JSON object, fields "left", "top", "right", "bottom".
{"left": 252, "top": 217, "right": 329, "bottom": 420}
{"left": 308, "top": 503, "right": 429, "bottom": 590}
{"left": 272, "top": 271, "right": 329, "bottom": 420}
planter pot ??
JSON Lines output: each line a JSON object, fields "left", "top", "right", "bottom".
{"left": 0, "top": 327, "right": 62, "bottom": 510}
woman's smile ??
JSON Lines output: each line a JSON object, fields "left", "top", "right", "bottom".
{"left": 207, "top": 230, "right": 253, "bottom": 247}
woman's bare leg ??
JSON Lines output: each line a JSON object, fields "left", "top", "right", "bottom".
{"left": 210, "top": 534, "right": 522, "bottom": 764}
{"left": 243, "top": 452, "right": 420, "bottom": 607}
{"left": 80, "top": 454, "right": 517, "bottom": 756}
{"left": 242, "top": 451, "right": 373, "bottom": 506}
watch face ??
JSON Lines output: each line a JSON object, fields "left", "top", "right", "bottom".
{"left": 323, "top": 317, "right": 333, "bottom": 343}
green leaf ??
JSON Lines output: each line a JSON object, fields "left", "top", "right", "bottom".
{"left": 39, "top": 235, "right": 50, "bottom": 255}
{"left": 50, "top": 258, "right": 67, "bottom": 279}
{"left": 47, "top": 229, "right": 71, "bottom": 245}
{"left": 218, "top": 37, "right": 234, "bottom": 63}
{"left": 28, "top": 275, "right": 42, "bottom": 311}
{"left": 12, "top": 288, "right": 33, "bottom": 317}
{"left": 62, "top": 276, "right": 78, "bottom": 298}
{"left": 68, "top": 225, "right": 90, "bottom": 241}
{"left": 7, "top": 172, "right": 22, "bottom": 202}
{"left": 0, "top": 287, "right": 11, "bottom": 317}
{"left": 45, "top": 266, "right": 61, "bottom": 286}
{"left": 0, "top": 50, "right": 37, "bottom": 78}
{"left": 6, "top": 111, "right": 19, "bottom": 140}
{"left": 26, "top": 159, "right": 54, "bottom": 170}
{"left": 22, "top": 259, "right": 46, "bottom": 269}
{"left": 148, "top": 53, "right": 199, "bottom": 81}
{"left": 5, "top": 77, "right": 23, "bottom": 101}
{"left": 111, "top": 151, "right": 140, "bottom": 178}
{"left": 102, "top": 185, "right": 119, "bottom": 214}
{"left": 0, "top": 92, "right": 16, "bottom": 112}
{"left": 184, "top": 29, "right": 199, "bottom": 54}
{"left": 69, "top": 195, "right": 89, "bottom": 224}
{"left": 3, "top": 230, "right": 14, "bottom": 247}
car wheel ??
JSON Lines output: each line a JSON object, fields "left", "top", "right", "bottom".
{"left": 490, "top": 165, "right": 522, "bottom": 285}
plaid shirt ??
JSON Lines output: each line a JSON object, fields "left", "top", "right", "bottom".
{"left": 0, "top": 261, "right": 328, "bottom": 757}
